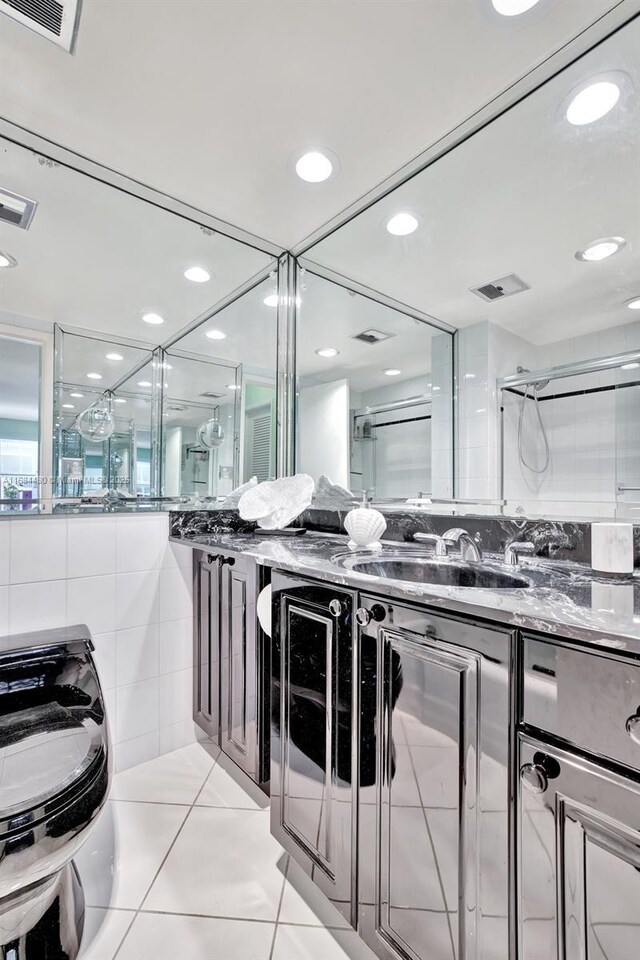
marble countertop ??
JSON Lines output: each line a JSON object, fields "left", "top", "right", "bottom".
{"left": 171, "top": 530, "right": 640, "bottom": 656}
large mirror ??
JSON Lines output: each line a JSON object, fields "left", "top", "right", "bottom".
{"left": 0, "top": 134, "right": 278, "bottom": 511}
{"left": 303, "top": 17, "right": 640, "bottom": 518}
{"left": 296, "top": 271, "right": 453, "bottom": 502}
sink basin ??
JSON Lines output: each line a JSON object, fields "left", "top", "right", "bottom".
{"left": 341, "top": 555, "right": 530, "bottom": 589}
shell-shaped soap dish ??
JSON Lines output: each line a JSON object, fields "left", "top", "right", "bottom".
{"left": 344, "top": 496, "right": 386, "bottom": 550}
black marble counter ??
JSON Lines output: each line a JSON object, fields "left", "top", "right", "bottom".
{"left": 170, "top": 527, "right": 640, "bottom": 656}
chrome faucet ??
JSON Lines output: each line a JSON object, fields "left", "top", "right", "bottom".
{"left": 411, "top": 531, "right": 448, "bottom": 557}
{"left": 504, "top": 541, "right": 535, "bottom": 567}
{"left": 441, "top": 527, "right": 483, "bottom": 563}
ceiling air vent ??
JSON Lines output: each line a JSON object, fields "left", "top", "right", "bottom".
{"left": 0, "top": 0, "right": 81, "bottom": 53}
{"left": 471, "top": 274, "right": 530, "bottom": 303}
{"left": 199, "top": 391, "right": 224, "bottom": 400}
{"left": 0, "top": 189, "right": 38, "bottom": 230}
{"left": 351, "top": 328, "right": 395, "bottom": 345}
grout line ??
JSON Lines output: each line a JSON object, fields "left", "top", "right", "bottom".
{"left": 269, "top": 854, "right": 290, "bottom": 960}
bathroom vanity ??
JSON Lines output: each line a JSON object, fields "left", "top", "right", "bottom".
{"left": 174, "top": 516, "right": 640, "bottom": 960}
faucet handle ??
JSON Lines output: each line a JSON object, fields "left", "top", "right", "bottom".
{"left": 504, "top": 541, "right": 535, "bottom": 567}
{"left": 412, "top": 531, "right": 447, "bottom": 557}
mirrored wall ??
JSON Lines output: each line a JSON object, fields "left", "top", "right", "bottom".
{"left": 296, "top": 271, "right": 453, "bottom": 502}
{"left": 0, "top": 133, "right": 279, "bottom": 511}
{"left": 302, "top": 16, "right": 640, "bottom": 518}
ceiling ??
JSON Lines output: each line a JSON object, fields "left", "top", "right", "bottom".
{"left": 0, "top": 0, "right": 624, "bottom": 249}
{"left": 306, "top": 17, "right": 640, "bottom": 345}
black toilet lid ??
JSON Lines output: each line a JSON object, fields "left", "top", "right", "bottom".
{"left": 0, "top": 702, "right": 97, "bottom": 816}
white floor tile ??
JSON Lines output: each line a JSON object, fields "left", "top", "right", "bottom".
{"left": 111, "top": 744, "right": 216, "bottom": 805}
{"left": 278, "top": 859, "right": 350, "bottom": 929}
{"left": 79, "top": 907, "right": 134, "bottom": 960}
{"left": 143, "top": 807, "right": 286, "bottom": 920}
{"left": 75, "top": 799, "right": 187, "bottom": 909}
{"left": 117, "top": 912, "right": 274, "bottom": 960}
{"left": 272, "top": 925, "right": 377, "bottom": 960}
{"left": 195, "top": 752, "right": 268, "bottom": 811}
{"left": 159, "top": 719, "right": 213, "bottom": 754}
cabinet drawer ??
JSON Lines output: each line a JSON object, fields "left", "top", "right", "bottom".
{"left": 522, "top": 635, "right": 640, "bottom": 773}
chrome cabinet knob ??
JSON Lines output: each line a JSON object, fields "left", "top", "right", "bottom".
{"left": 355, "top": 604, "right": 386, "bottom": 627}
{"left": 329, "top": 599, "right": 345, "bottom": 617}
{"left": 625, "top": 713, "right": 640, "bottom": 745}
{"left": 520, "top": 763, "right": 548, "bottom": 794}
{"left": 206, "top": 554, "right": 218, "bottom": 564}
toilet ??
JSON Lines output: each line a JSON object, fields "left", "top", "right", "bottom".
{"left": 0, "top": 625, "right": 110, "bottom": 960}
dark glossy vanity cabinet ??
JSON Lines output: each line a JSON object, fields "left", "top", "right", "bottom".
{"left": 270, "top": 572, "right": 514, "bottom": 956}
{"left": 270, "top": 573, "right": 357, "bottom": 924}
{"left": 518, "top": 635, "right": 640, "bottom": 960}
{"left": 194, "top": 550, "right": 269, "bottom": 784}
{"left": 269, "top": 571, "right": 640, "bottom": 960}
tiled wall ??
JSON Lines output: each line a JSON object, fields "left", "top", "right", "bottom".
{"left": 0, "top": 513, "right": 202, "bottom": 772}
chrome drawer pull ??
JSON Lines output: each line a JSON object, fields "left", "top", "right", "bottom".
{"left": 625, "top": 713, "right": 640, "bottom": 746}
{"left": 355, "top": 604, "right": 386, "bottom": 627}
{"left": 520, "top": 763, "right": 548, "bottom": 794}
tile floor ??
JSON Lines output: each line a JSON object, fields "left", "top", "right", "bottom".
{"left": 76, "top": 742, "right": 376, "bottom": 960}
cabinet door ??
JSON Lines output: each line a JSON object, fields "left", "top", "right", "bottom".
{"left": 518, "top": 735, "right": 640, "bottom": 960}
{"left": 193, "top": 553, "right": 220, "bottom": 739}
{"left": 357, "top": 597, "right": 513, "bottom": 960}
{"left": 270, "top": 573, "right": 356, "bottom": 925}
{"left": 220, "top": 554, "right": 258, "bottom": 780}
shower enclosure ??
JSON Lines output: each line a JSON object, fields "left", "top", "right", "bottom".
{"left": 498, "top": 349, "right": 640, "bottom": 517}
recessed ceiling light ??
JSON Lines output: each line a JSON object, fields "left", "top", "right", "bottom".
{"left": 184, "top": 266, "right": 211, "bottom": 283}
{"left": 621, "top": 362, "right": 640, "bottom": 370}
{"left": 315, "top": 348, "right": 340, "bottom": 358}
{"left": 227, "top": 384, "right": 241, "bottom": 390}
{"left": 205, "top": 329, "right": 226, "bottom": 340}
{"left": 106, "top": 352, "right": 123, "bottom": 361}
{"left": 86, "top": 372, "right": 102, "bottom": 380}
{"left": 626, "top": 297, "right": 640, "bottom": 310}
{"left": 69, "top": 392, "right": 83, "bottom": 398}
{"left": 575, "top": 237, "right": 626, "bottom": 262}
{"left": 295, "top": 151, "right": 334, "bottom": 183}
{"left": 566, "top": 80, "right": 620, "bottom": 126}
{"left": 383, "top": 368, "right": 402, "bottom": 376}
{"left": 492, "top": 0, "right": 540, "bottom": 14}
{"left": 137, "top": 380, "right": 152, "bottom": 387}
{"left": 263, "top": 294, "right": 279, "bottom": 307}
{"left": 114, "top": 398, "right": 127, "bottom": 404}
{"left": 0, "top": 251, "right": 17, "bottom": 268}
{"left": 386, "top": 212, "right": 419, "bottom": 236}
{"left": 62, "top": 403, "right": 75, "bottom": 409}
{"left": 142, "top": 313, "right": 164, "bottom": 325}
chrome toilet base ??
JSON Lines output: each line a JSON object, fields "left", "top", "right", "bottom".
{"left": 0, "top": 862, "right": 84, "bottom": 960}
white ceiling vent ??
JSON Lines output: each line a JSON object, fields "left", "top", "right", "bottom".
{"left": 351, "top": 328, "right": 395, "bottom": 345}
{"left": 470, "top": 273, "right": 530, "bottom": 303}
{"left": 199, "top": 391, "right": 224, "bottom": 399}
{"left": 0, "top": 0, "right": 81, "bottom": 53}
{"left": 0, "top": 189, "right": 38, "bottom": 229}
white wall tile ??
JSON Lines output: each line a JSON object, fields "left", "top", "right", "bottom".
{"left": 0, "top": 524, "right": 10, "bottom": 586}
{"left": 159, "top": 618, "right": 193, "bottom": 675}
{"left": 114, "top": 730, "right": 160, "bottom": 773}
{"left": 92, "top": 631, "right": 116, "bottom": 691}
{"left": 117, "top": 570, "right": 159, "bottom": 630}
{"left": 160, "top": 669, "right": 193, "bottom": 728}
{"left": 115, "top": 677, "right": 160, "bottom": 744}
{"left": 0, "top": 586, "right": 9, "bottom": 637}
{"left": 116, "top": 623, "right": 160, "bottom": 686}
{"left": 67, "top": 574, "right": 117, "bottom": 635}
{"left": 159, "top": 720, "right": 203, "bottom": 754}
{"left": 159, "top": 566, "right": 193, "bottom": 623}
{"left": 117, "top": 516, "right": 163, "bottom": 573}
{"left": 10, "top": 518, "right": 67, "bottom": 584}
{"left": 9, "top": 579, "right": 66, "bottom": 634}
{"left": 67, "top": 518, "right": 117, "bottom": 579}
{"left": 162, "top": 539, "right": 194, "bottom": 571}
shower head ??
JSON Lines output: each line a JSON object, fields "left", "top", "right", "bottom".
{"left": 516, "top": 366, "right": 548, "bottom": 392}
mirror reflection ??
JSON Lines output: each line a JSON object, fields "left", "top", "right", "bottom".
{"left": 303, "top": 19, "right": 640, "bottom": 517}
{"left": 296, "top": 272, "right": 453, "bottom": 501}
{"left": 0, "top": 332, "right": 43, "bottom": 510}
